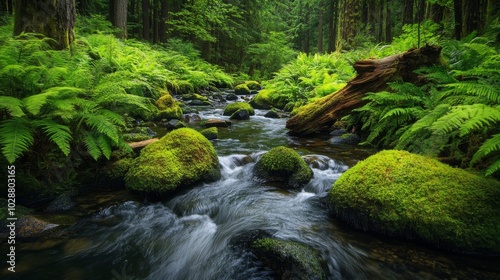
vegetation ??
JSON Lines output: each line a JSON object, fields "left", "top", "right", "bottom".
{"left": 254, "top": 146, "right": 313, "bottom": 189}
{"left": 124, "top": 128, "right": 220, "bottom": 194}
{"left": 223, "top": 102, "right": 255, "bottom": 116}
{"left": 328, "top": 150, "right": 500, "bottom": 255}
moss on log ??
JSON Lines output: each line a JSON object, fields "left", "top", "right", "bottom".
{"left": 286, "top": 45, "right": 442, "bottom": 136}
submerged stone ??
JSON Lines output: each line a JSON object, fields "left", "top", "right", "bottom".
{"left": 328, "top": 150, "right": 500, "bottom": 255}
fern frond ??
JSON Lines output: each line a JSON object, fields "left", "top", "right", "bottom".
{"left": 32, "top": 119, "right": 72, "bottom": 156}
{"left": 81, "top": 114, "right": 120, "bottom": 144}
{"left": 82, "top": 132, "right": 101, "bottom": 160}
{"left": 471, "top": 134, "right": 500, "bottom": 165}
{"left": 0, "top": 117, "right": 34, "bottom": 163}
{"left": 97, "top": 109, "right": 126, "bottom": 127}
{"left": 484, "top": 157, "right": 500, "bottom": 177}
{"left": 0, "top": 96, "right": 25, "bottom": 117}
{"left": 96, "top": 135, "right": 112, "bottom": 160}
{"left": 430, "top": 104, "right": 500, "bottom": 136}
{"left": 445, "top": 82, "right": 500, "bottom": 103}
{"left": 23, "top": 87, "right": 84, "bottom": 115}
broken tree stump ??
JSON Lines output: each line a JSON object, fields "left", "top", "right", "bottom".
{"left": 286, "top": 45, "right": 442, "bottom": 136}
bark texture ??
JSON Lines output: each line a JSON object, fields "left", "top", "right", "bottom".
{"left": 14, "top": 0, "right": 76, "bottom": 49}
{"left": 286, "top": 45, "right": 442, "bottom": 136}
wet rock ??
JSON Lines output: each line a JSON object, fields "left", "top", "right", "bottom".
{"left": 254, "top": 146, "right": 313, "bottom": 189}
{"left": 329, "top": 129, "right": 347, "bottom": 136}
{"left": 264, "top": 108, "right": 282, "bottom": 119}
{"left": 223, "top": 102, "right": 255, "bottom": 116}
{"left": 182, "top": 113, "right": 202, "bottom": 123}
{"left": 125, "top": 128, "right": 221, "bottom": 194}
{"left": 226, "top": 93, "right": 238, "bottom": 101}
{"left": 329, "top": 133, "right": 360, "bottom": 146}
{"left": 201, "top": 127, "right": 218, "bottom": 140}
{"left": 202, "top": 119, "right": 232, "bottom": 128}
{"left": 45, "top": 193, "right": 75, "bottom": 212}
{"left": 122, "top": 133, "right": 151, "bottom": 142}
{"left": 235, "top": 84, "right": 250, "bottom": 95}
{"left": 189, "top": 99, "right": 205, "bottom": 106}
{"left": 251, "top": 238, "right": 326, "bottom": 280}
{"left": 230, "top": 109, "right": 250, "bottom": 120}
{"left": 17, "top": 216, "right": 59, "bottom": 238}
{"left": 166, "top": 119, "right": 187, "bottom": 129}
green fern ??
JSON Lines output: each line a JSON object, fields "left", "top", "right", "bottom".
{"left": 32, "top": 119, "right": 72, "bottom": 156}
{"left": 431, "top": 104, "right": 500, "bottom": 136}
{"left": 471, "top": 134, "right": 500, "bottom": 176}
{"left": 0, "top": 117, "right": 34, "bottom": 163}
{"left": 0, "top": 96, "right": 25, "bottom": 117}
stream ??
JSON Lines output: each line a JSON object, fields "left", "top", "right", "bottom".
{"left": 2, "top": 105, "right": 500, "bottom": 280}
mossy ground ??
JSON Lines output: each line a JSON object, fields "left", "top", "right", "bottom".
{"left": 254, "top": 146, "right": 313, "bottom": 189}
{"left": 223, "top": 102, "right": 255, "bottom": 116}
{"left": 125, "top": 128, "right": 220, "bottom": 194}
{"left": 328, "top": 150, "right": 500, "bottom": 255}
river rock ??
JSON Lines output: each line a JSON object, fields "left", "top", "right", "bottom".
{"left": 328, "top": 150, "right": 500, "bottom": 255}
{"left": 125, "top": 128, "right": 221, "bottom": 194}
{"left": 202, "top": 119, "right": 232, "bottom": 128}
{"left": 182, "top": 113, "right": 202, "bottom": 123}
{"left": 226, "top": 93, "right": 238, "bottom": 101}
{"left": 166, "top": 119, "right": 187, "bottom": 129}
{"left": 235, "top": 84, "right": 250, "bottom": 95}
{"left": 45, "top": 193, "right": 75, "bottom": 212}
{"left": 329, "top": 133, "right": 360, "bottom": 146}
{"left": 17, "top": 216, "right": 59, "bottom": 238}
{"left": 251, "top": 238, "right": 326, "bottom": 280}
{"left": 189, "top": 99, "right": 206, "bottom": 106}
{"left": 201, "top": 127, "right": 218, "bottom": 140}
{"left": 223, "top": 102, "right": 255, "bottom": 116}
{"left": 264, "top": 109, "right": 281, "bottom": 119}
{"left": 254, "top": 146, "right": 313, "bottom": 189}
{"left": 230, "top": 109, "right": 250, "bottom": 120}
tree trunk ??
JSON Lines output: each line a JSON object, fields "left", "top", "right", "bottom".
{"left": 286, "top": 45, "right": 443, "bottom": 136}
{"left": 14, "top": 0, "right": 76, "bottom": 49}
{"left": 318, "top": 5, "right": 323, "bottom": 53}
{"left": 142, "top": 0, "right": 149, "bottom": 41}
{"left": 152, "top": 0, "right": 158, "bottom": 43}
{"left": 385, "top": 0, "right": 391, "bottom": 42}
{"left": 327, "top": 0, "right": 338, "bottom": 52}
{"left": 454, "top": 0, "right": 462, "bottom": 40}
{"left": 402, "top": 0, "right": 414, "bottom": 25}
{"left": 338, "top": 0, "right": 361, "bottom": 50}
{"left": 113, "top": 0, "right": 128, "bottom": 38}
{"left": 159, "top": 0, "right": 168, "bottom": 42}
{"left": 462, "top": 0, "right": 480, "bottom": 37}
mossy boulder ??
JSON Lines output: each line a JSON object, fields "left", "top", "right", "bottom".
{"left": 155, "top": 94, "right": 183, "bottom": 120}
{"left": 103, "top": 158, "right": 134, "bottom": 186}
{"left": 328, "top": 150, "right": 500, "bottom": 255}
{"left": 245, "top": 80, "right": 261, "bottom": 90}
{"left": 249, "top": 89, "right": 272, "bottom": 109}
{"left": 234, "top": 84, "right": 251, "bottom": 95}
{"left": 200, "top": 127, "right": 218, "bottom": 140}
{"left": 230, "top": 109, "right": 250, "bottom": 120}
{"left": 223, "top": 102, "right": 255, "bottom": 116}
{"left": 254, "top": 146, "right": 313, "bottom": 189}
{"left": 125, "top": 128, "right": 220, "bottom": 194}
{"left": 252, "top": 238, "right": 326, "bottom": 280}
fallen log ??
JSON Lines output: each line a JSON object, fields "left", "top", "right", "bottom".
{"left": 127, "top": 138, "right": 159, "bottom": 149}
{"left": 286, "top": 45, "right": 442, "bottom": 136}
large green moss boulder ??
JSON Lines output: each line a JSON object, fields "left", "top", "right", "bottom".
{"left": 154, "top": 93, "right": 183, "bottom": 120}
{"left": 328, "top": 150, "right": 500, "bottom": 255}
{"left": 249, "top": 89, "right": 272, "bottom": 109}
{"left": 254, "top": 146, "right": 313, "bottom": 189}
{"left": 252, "top": 238, "right": 326, "bottom": 280}
{"left": 245, "top": 80, "right": 261, "bottom": 90}
{"left": 125, "top": 128, "right": 220, "bottom": 194}
{"left": 223, "top": 102, "right": 255, "bottom": 116}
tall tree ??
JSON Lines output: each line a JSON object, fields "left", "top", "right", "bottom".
{"left": 337, "top": 0, "right": 362, "bottom": 50}
{"left": 327, "top": 0, "right": 338, "bottom": 52}
{"left": 402, "top": 0, "right": 414, "bottom": 25}
{"left": 454, "top": 0, "right": 462, "bottom": 39}
{"left": 317, "top": 4, "right": 324, "bottom": 53}
{"left": 142, "top": 0, "right": 150, "bottom": 40}
{"left": 13, "top": 0, "right": 76, "bottom": 49}
{"left": 112, "top": 0, "right": 128, "bottom": 38}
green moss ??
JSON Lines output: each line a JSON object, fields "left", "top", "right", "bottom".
{"left": 254, "top": 146, "right": 313, "bottom": 189}
{"left": 105, "top": 158, "right": 134, "bottom": 181}
{"left": 125, "top": 128, "right": 220, "bottom": 194}
{"left": 245, "top": 80, "right": 261, "bottom": 90}
{"left": 155, "top": 94, "right": 183, "bottom": 120}
{"left": 249, "top": 89, "right": 272, "bottom": 109}
{"left": 200, "top": 127, "right": 218, "bottom": 140}
{"left": 328, "top": 150, "right": 500, "bottom": 255}
{"left": 122, "top": 133, "right": 151, "bottom": 142}
{"left": 252, "top": 238, "right": 325, "bottom": 280}
{"left": 234, "top": 84, "right": 250, "bottom": 95}
{"left": 223, "top": 102, "right": 255, "bottom": 116}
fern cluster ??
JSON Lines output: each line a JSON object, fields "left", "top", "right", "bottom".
{"left": 348, "top": 37, "right": 500, "bottom": 176}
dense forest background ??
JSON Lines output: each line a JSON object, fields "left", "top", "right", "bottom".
{"left": 0, "top": 0, "right": 499, "bottom": 196}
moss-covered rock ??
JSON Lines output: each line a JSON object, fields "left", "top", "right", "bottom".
{"left": 103, "top": 158, "right": 134, "bottom": 186}
{"left": 155, "top": 94, "right": 183, "bottom": 120}
{"left": 223, "top": 102, "right": 255, "bottom": 116}
{"left": 234, "top": 84, "right": 250, "bottom": 95}
{"left": 252, "top": 238, "right": 326, "bottom": 280}
{"left": 230, "top": 109, "right": 250, "bottom": 120}
{"left": 245, "top": 80, "right": 261, "bottom": 90}
{"left": 249, "top": 89, "right": 272, "bottom": 109}
{"left": 254, "top": 146, "right": 313, "bottom": 189}
{"left": 328, "top": 150, "right": 500, "bottom": 255}
{"left": 122, "top": 133, "right": 151, "bottom": 142}
{"left": 200, "top": 127, "right": 218, "bottom": 140}
{"left": 125, "top": 128, "right": 220, "bottom": 194}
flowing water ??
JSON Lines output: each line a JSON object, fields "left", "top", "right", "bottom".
{"left": 2, "top": 106, "right": 500, "bottom": 280}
